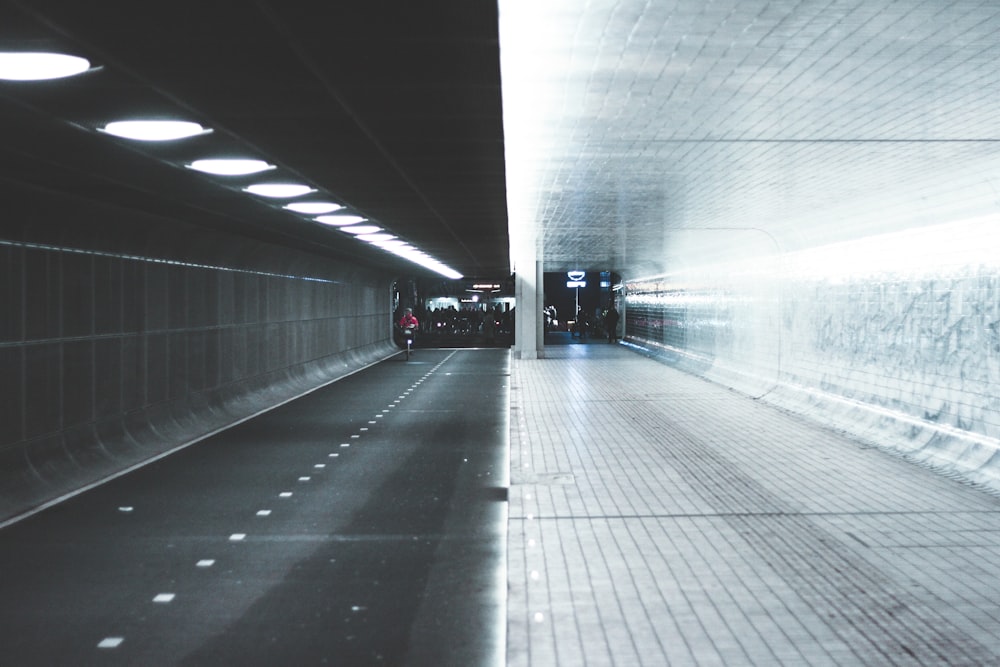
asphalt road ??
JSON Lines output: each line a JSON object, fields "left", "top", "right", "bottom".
{"left": 0, "top": 348, "right": 510, "bottom": 666}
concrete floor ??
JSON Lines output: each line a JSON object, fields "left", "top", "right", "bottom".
{"left": 6, "top": 341, "right": 1000, "bottom": 665}
{"left": 508, "top": 341, "right": 1000, "bottom": 666}
{"left": 0, "top": 349, "right": 509, "bottom": 666}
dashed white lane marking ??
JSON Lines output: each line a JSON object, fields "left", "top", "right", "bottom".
{"left": 360, "top": 428, "right": 369, "bottom": 432}
{"left": 329, "top": 453, "right": 339, "bottom": 458}
{"left": 96, "top": 357, "right": 452, "bottom": 660}
{"left": 368, "top": 420, "right": 377, "bottom": 424}
{"left": 340, "top": 443, "right": 351, "bottom": 448}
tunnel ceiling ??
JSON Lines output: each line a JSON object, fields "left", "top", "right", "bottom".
{"left": 499, "top": 1, "right": 1000, "bottom": 277}
{"left": 4, "top": 2, "right": 1000, "bottom": 283}
{"left": 0, "top": 1, "right": 510, "bottom": 279}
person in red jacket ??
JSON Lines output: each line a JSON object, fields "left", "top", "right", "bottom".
{"left": 398, "top": 308, "right": 419, "bottom": 351}
{"left": 398, "top": 308, "right": 419, "bottom": 330}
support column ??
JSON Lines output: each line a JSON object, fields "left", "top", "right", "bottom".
{"left": 514, "top": 262, "right": 544, "bottom": 360}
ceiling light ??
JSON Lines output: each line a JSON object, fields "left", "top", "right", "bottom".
{"left": 357, "top": 233, "right": 396, "bottom": 242}
{"left": 0, "top": 52, "right": 90, "bottom": 80}
{"left": 187, "top": 159, "right": 274, "bottom": 175}
{"left": 244, "top": 183, "right": 315, "bottom": 198}
{"left": 285, "top": 202, "right": 343, "bottom": 214}
{"left": 373, "top": 239, "right": 406, "bottom": 248}
{"left": 101, "top": 120, "right": 211, "bottom": 141}
{"left": 340, "top": 225, "right": 382, "bottom": 235}
{"left": 315, "top": 215, "right": 367, "bottom": 226}
{"left": 383, "top": 243, "right": 462, "bottom": 279}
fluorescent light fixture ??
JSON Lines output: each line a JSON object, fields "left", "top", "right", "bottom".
{"left": 285, "top": 202, "right": 343, "bottom": 214}
{"left": 357, "top": 233, "right": 395, "bottom": 242}
{"left": 373, "top": 239, "right": 407, "bottom": 248}
{"left": 187, "top": 159, "right": 274, "bottom": 175}
{"left": 0, "top": 52, "right": 90, "bottom": 80}
{"left": 315, "top": 215, "right": 367, "bottom": 226}
{"left": 340, "top": 225, "right": 382, "bottom": 235}
{"left": 101, "top": 120, "right": 211, "bottom": 141}
{"left": 379, "top": 243, "right": 461, "bottom": 279}
{"left": 244, "top": 183, "right": 315, "bottom": 198}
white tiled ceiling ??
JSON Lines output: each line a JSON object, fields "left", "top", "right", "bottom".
{"left": 499, "top": 0, "right": 1000, "bottom": 275}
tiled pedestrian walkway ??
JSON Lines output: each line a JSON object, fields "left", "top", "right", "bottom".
{"left": 507, "top": 342, "right": 1000, "bottom": 666}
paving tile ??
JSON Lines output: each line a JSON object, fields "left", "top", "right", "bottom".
{"left": 508, "top": 344, "right": 1000, "bottom": 665}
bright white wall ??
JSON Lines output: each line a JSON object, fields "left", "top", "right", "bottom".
{"left": 625, "top": 214, "right": 1000, "bottom": 490}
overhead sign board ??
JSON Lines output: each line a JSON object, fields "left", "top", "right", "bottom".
{"left": 567, "top": 270, "right": 586, "bottom": 288}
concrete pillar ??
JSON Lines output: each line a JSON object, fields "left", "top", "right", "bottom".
{"left": 514, "top": 260, "right": 544, "bottom": 360}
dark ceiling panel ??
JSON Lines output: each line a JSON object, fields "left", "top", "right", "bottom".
{"left": 0, "top": 0, "right": 510, "bottom": 278}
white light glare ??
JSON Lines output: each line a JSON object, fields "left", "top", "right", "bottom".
{"left": 315, "top": 215, "right": 367, "bottom": 226}
{"left": 101, "top": 120, "right": 211, "bottom": 141}
{"left": 786, "top": 213, "right": 1000, "bottom": 282}
{"left": 340, "top": 225, "right": 382, "bottom": 235}
{"left": 244, "top": 183, "right": 316, "bottom": 198}
{"left": 0, "top": 52, "right": 90, "bottom": 80}
{"left": 187, "top": 159, "right": 274, "bottom": 175}
{"left": 285, "top": 202, "right": 343, "bottom": 214}
{"left": 385, "top": 244, "right": 462, "bottom": 279}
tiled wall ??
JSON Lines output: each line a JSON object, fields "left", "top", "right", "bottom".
{"left": 624, "top": 217, "right": 1000, "bottom": 489}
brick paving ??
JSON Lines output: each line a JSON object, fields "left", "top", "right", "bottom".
{"left": 507, "top": 343, "right": 1000, "bottom": 666}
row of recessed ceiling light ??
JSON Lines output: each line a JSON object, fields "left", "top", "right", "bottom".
{"left": 0, "top": 51, "right": 463, "bottom": 279}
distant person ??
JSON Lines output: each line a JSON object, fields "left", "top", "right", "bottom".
{"left": 483, "top": 311, "right": 496, "bottom": 345}
{"left": 544, "top": 304, "right": 557, "bottom": 333}
{"left": 398, "top": 307, "right": 419, "bottom": 347}
{"left": 572, "top": 307, "right": 588, "bottom": 339}
{"left": 399, "top": 307, "right": 419, "bottom": 330}
{"left": 605, "top": 304, "right": 620, "bottom": 343}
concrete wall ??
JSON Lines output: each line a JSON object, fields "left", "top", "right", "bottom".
{"left": 1, "top": 189, "right": 396, "bottom": 523}
{"left": 624, "top": 212, "right": 1000, "bottom": 492}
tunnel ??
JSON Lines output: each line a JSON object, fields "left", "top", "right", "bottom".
{"left": 3, "top": 1, "right": 1000, "bottom": 665}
